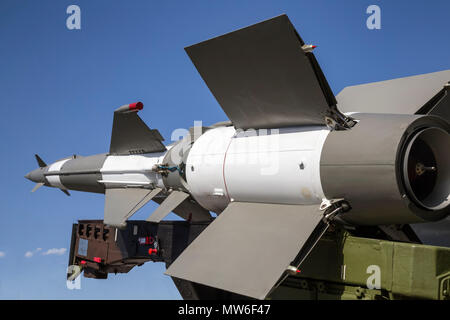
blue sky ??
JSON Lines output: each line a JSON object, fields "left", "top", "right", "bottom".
{"left": 0, "top": 0, "right": 449, "bottom": 299}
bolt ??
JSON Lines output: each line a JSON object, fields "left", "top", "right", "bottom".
{"left": 300, "top": 280, "right": 308, "bottom": 289}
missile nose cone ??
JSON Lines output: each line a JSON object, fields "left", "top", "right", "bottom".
{"left": 25, "top": 168, "right": 45, "bottom": 183}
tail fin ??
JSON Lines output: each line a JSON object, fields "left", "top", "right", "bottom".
{"left": 336, "top": 69, "right": 450, "bottom": 115}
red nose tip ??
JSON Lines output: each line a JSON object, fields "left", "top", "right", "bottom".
{"left": 129, "top": 102, "right": 143, "bottom": 111}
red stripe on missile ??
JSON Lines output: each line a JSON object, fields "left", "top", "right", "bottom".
{"left": 129, "top": 102, "right": 143, "bottom": 111}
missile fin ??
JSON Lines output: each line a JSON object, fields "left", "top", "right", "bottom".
{"left": 109, "top": 110, "right": 166, "bottom": 155}
{"left": 35, "top": 154, "right": 47, "bottom": 168}
{"left": 60, "top": 189, "right": 70, "bottom": 196}
{"left": 152, "top": 196, "right": 212, "bottom": 221}
{"left": 31, "top": 182, "right": 44, "bottom": 193}
{"left": 124, "top": 187, "right": 162, "bottom": 220}
{"left": 185, "top": 14, "right": 338, "bottom": 130}
{"left": 337, "top": 69, "right": 450, "bottom": 115}
{"left": 165, "top": 202, "right": 324, "bottom": 299}
{"left": 146, "top": 191, "right": 189, "bottom": 223}
{"left": 104, "top": 188, "right": 161, "bottom": 227}
{"left": 418, "top": 84, "right": 450, "bottom": 122}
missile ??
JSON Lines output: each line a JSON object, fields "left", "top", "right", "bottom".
{"left": 25, "top": 15, "right": 450, "bottom": 299}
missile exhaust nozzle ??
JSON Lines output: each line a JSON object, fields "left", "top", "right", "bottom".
{"left": 402, "top": 127, "right": 450, "bottom": 211}
{"left": 320, "top": 113, "right": 450, "bottom": 225}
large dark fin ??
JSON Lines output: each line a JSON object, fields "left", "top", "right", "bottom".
{"left": 166, "top": 202, "right": 324, "bottom": 299}
{"left": 185, "top": 14, "right": 339, "bottom": 130}
{"left": 109, "top": 106, "right": 166, "bottom": 155}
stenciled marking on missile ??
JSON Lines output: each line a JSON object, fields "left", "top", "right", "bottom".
{"left": 212, "top": 188, "right": 225, "bottom": 197}
{"left": 366, "top": 265, "right": 381, "bottom": 289}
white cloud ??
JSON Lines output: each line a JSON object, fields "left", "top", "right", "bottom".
{"left": 0, "top": 251, "right": 5, "bottom": 258}
{"left": 24, "top": 247, "right": 43, "bottom": 258}
{"left": 42, "top": 248, "right": 67, "bottom": 256}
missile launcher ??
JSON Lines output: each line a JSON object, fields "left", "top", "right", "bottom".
{"left": 28, "top": 15, "right": 449, "bottom": 299}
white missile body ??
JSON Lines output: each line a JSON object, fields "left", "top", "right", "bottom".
{"left": 99, "top": 152, "right": 167, "bottom": 189}
{"left": 186, "top": 126, "right": 329, "bottom": 213}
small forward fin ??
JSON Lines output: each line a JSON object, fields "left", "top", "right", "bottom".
{"left": 31, "top": 182, "right": 44, "bottom": 193}
{"left": 35, "top": 154, "right": 47, "bottom": 168}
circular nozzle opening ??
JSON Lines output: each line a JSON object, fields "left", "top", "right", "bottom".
{"left": 403, "top": 127, "right": 450, "bottom": 210}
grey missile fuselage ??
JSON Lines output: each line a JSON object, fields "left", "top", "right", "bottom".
{"left": 26, "top": 154, "right": 107, "bottom": 194}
